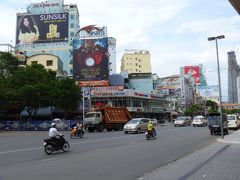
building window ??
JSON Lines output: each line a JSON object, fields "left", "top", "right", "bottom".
{"left": 70, "top": 15, "right": 75, "bottom": 19}
{"left": 31, "top": 61, "right": 37, "bottom": 65}
{"left": 70, "top": 32, "right": 74, "bottom": 37}
{"left": 46, "top": 60, "right": 53, "bottom": 66}
{"left": 70, "top": 23, "right": 74, "bottom": 28}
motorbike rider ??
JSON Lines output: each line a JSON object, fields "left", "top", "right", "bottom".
{"left": 49, "top": 122, "right": 64, "bottom": 145}
{"left": 77, "top": 121, "right": 85, "bottom": 132}
{"left": 147, "top": 120, "right": 156, "bottom": 137}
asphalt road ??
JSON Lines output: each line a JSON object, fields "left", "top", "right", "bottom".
{"left": 0, "top": 125, "right": 219, "bottom": 180}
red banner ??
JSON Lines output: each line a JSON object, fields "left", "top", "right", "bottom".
{"left": 184, "top": 66, "right": 200, "bottom": 84}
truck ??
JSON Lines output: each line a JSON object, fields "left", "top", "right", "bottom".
{"left": 208, "top": 112, "right": 228, "bottom": 135}
{"left": 84, "top": 106, "right": 132, "bottom": 132}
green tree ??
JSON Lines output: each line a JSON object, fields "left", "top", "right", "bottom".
{"left": 0, "top": 51, "right": 19, "bottom": 78}
{"left": 55, "top": 78, "right": 81, "bottom": 119}
{"left": 9, "top": 64, "right": 56, "bottom": 119}
{"left": 185, "top": 104, "right": 201, "bottom": 117}
{"left": 206, "top": 100, "right": 218, "bottom": 113}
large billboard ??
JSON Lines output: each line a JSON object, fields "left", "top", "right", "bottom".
{"left": 73, "top": 38, "right": 109, "bottom": 86}
{"left": 198, "top": 85, "right": 219, "bottom": 98}
{"left": 184, "top": 66, "right": 200, "bottom": 84}
{"left": 16, "top": 13, "right": 69, "bottom": 44}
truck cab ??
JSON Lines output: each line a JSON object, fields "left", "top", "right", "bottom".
{"left": 84, "top": 112, "right": 102, "bottom": 131}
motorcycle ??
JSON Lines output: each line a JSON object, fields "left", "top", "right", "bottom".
{"left": 145, "top": 130, "right": 157, "bottom": 140}
{"left": 43, "top": 135, "right": 70, "bottom": 155}
{"left": 70, "top": 127, "right": 85, "bottom": 139}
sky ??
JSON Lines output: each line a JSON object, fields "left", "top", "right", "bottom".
{"left": 1, "top": 0, "right": 240, "bottom": 101}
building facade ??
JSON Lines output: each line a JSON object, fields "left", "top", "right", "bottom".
{"left": 120, "top": 50, "right": 151, "bottom": 74}
{"left": 15, "top": 0, "right": 80, "bottom": 76}
{"left": 228, "top": 51, "right": 240, "bottom": 103}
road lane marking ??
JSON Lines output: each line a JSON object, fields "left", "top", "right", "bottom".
{"left": 0, "top": 147, "right": 41, "bottom": 154}
{"left": 40, "top": 157, "right": 57, "bottom": 162}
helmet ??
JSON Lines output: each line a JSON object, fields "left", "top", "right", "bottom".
{"left": 51, "top": 123, "right": 56, "bottom": 128}
{"left": 149, "top": 120, "right": 152, "bottom": 123}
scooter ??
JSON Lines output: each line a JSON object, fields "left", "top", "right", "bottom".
{"left": 70, "top": 127, "right": 85, "bottom": 139}
{"left": 43, "top": 135, "right": 70, "bottom": 155}
{"left": 145, "top": 130, "right": 157, "bottom": 140}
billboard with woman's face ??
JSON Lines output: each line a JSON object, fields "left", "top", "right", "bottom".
{"left": 73, "top": 38, "right": 109, "bottom": 86}
{"left": 16, "top": 13, "right": 69, "bottom": 44}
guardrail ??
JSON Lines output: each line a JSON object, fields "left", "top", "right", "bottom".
{"left": 0, "top": 120, "right": 78, "bottom": 131}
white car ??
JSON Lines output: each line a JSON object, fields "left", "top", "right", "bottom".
{"left": 227, "top": 114, "right": 240, "bottom": 130}
{"left": 192, "top": 116, "right": 208, "bottom": 127}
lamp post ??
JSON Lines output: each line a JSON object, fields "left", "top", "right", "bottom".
{"left": 208, "top": 35, "right": 225, "bottom": 139}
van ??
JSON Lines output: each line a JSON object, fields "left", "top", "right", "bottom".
{"left": 192, "top": 115, "right": 208, "bottom": 127}
{"left": 227, "top": 114, "right": 240, "bottom": 130}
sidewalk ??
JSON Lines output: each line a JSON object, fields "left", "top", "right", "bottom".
{"left": 138, "top": 130, "right": 240, "bottom": 180}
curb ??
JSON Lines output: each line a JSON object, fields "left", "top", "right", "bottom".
{"left": 217, "top": 138, "right": 240, "bottom": 144}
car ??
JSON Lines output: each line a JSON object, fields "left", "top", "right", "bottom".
{"left": 192, "top": 115, "right": 208, "bottom": 127}
{"left": 173, "top": 116, "right": 192, "bottom": 127}
{"left": 123, "top": 118, "right": 150, "bottom": 134}
{"left": 150, "top": 118, "right": 158, "bottom": 126}
{"left": 227, "top": 114, "right": 240, "bottom": 130}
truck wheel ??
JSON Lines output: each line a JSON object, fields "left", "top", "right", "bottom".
{"left": 88, "top": 127, "right": 95, "bottom": 133}
{"left": 106, "top": 127, "right": 112, "bottom": 131}
{"left": 97, "top": 124, "right": 104, "bottom": 132}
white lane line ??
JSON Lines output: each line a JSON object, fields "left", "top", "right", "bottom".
{"left": 40, "top": 157, "right": 57, "bottom": 162}
{"left": 70, "top": 135, "right": 131, "bottom": 145}
{"left": 0, "top": 147, "right": 41, "bottom": 154}
{"left": 0, "top": 134, "right": 136, "bottom": 155}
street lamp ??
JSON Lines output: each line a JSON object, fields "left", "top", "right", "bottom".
{"left": 208, "top": 35, "right": 225, "bottom": 139}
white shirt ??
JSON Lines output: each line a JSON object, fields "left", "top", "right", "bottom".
{"left": 49, "top": 127, "right": 62, "bottom": 137}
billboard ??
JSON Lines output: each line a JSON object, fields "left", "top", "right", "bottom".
{"left": 73, "top": 38, "right": 109, "bottom": 86}
{"left": 198, "top": 85, "right": 219, "bottom": 98}
{"left": 16, "top": 13, "right": 69, "bottom": 44}
{"left": 184, "top": 66, "right": 200, "bottom": 84}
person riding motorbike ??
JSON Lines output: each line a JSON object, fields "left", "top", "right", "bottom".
{"left": 49, "top": 122, "right": 64, "bottom": 145}
{"left": 147, "top": 120, "right": 156, "bottom": 137}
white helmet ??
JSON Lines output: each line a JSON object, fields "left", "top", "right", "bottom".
{"left": 149, "top": 120, "right": 152, "bottom": 123}
{"left": 51, "top": 123, "right": 56, "bottom": 127}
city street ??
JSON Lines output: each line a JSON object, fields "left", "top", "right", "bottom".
{"left": 0, "top": 125, "right": 219, "bottom": 180}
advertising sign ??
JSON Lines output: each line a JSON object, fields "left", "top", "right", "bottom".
{"left": 16, "top": 13, "right": 69, "bottom": 44}
{"left": 184, "top": 66, "right": 200, "bottom": 84}
{"left": 73, "top": 38, "right": 109, "bottom": 86}
{"left": 198, "top": 85, "right": 219, "bottom": 98}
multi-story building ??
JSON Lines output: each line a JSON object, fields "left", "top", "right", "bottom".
{"left": 228, "top": 51, "right": 240, "bottom": 103}
{"left": 120, "top": 50, "right": 151, "bottom": 74}
{"left": 15, "top": 0, "right": 79, "bottom": 76}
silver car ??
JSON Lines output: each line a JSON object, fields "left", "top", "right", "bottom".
{"left": 124, "top": 118, "right": 150, "bottom": 134}
{"left": 174, "top": 116, "right": 192, "bottom": 127}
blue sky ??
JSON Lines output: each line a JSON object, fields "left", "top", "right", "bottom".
{"left": 0, "top": 0, "right": 240, "bottom": 101}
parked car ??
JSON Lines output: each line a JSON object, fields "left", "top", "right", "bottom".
{"left": 227, "top": 114, "right": 240, "bottom": 130}
{"left": 174, "top": 116, "right": 192, "bottom": 127}
{"left": 123, "top": 118, "right": 150, "bottom": 134}
{"left": 192, "top": 115, "right": 208, "bottom": 127}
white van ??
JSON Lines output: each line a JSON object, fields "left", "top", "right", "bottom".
{"left": 192, "top": 115, "right": 208, "bottom": 127}
{"left": 227, "top": 114, "right": 240, "bottom": 130}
